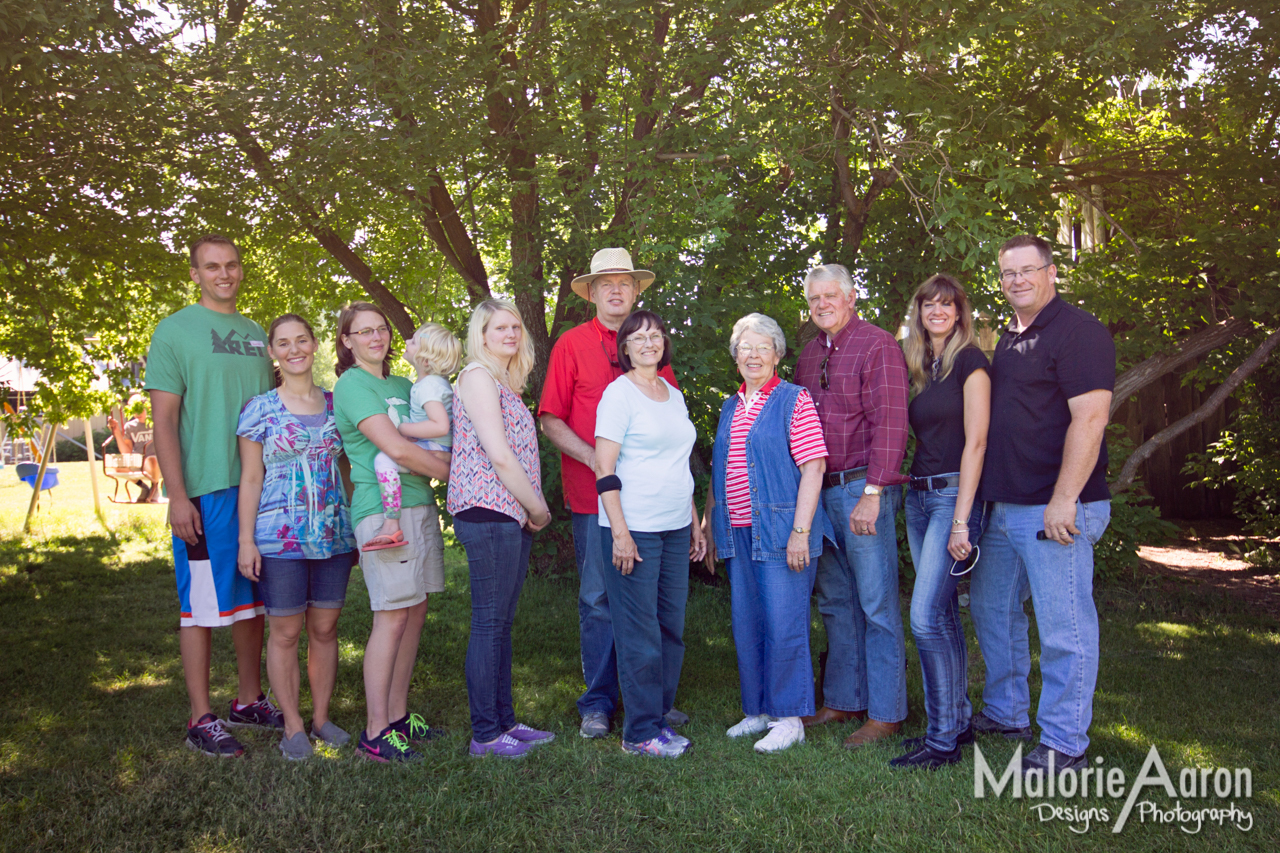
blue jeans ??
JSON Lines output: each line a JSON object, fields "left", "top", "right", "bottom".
{"left": 816, "top": 480, "right": 907, "bottom": 723}
{"left": 969, "top": 500, "right": 1110, "bottom": 757}
{"left": 599, "top": 525, "right": 690, "bottom": 743}
{"left": 455, "top": 518, "right": 533, "bottom": 742}
{"left": 904, "top": 480, "right": 986, "bottom": 750}
{"left": 572, "top": 513, "right": 620, "bottom": 716}
{"left": 727, "top": 526, "right": 817, "bottom": 718}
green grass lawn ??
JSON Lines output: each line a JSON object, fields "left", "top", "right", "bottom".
{"left": 1, "top": 463, "right": 1276, "bottom": 851}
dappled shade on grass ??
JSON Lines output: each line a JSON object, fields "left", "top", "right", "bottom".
{"left": 0, "top": 464, "right": 1277, "bottom": 851}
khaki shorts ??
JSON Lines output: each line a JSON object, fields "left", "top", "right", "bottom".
{"left": 356, "top": 502, "right": 446, "bottom": 611}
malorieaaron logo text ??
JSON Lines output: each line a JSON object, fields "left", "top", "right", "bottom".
{"left": 974, "top": 743, "right": 1253, "bottom": 834}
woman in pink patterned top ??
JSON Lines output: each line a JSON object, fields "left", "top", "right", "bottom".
{"left": 448, "top": 299, "right": 554, "bottom": 759}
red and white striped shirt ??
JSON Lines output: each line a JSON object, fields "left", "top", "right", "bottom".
{"left": 725, "top": 376, "right": 828, "bottom": 527}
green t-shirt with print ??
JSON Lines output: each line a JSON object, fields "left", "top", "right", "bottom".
{"left": 143, "top": 304, "right": 274, "bottom": 499}
{"left": 333, "top": 366, "right": 434, "bottom": 526}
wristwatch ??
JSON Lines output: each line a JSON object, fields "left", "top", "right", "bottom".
{"left": 863, "top": 484, "right": 882, "bottom": 496}
{"left": 792, "top": 526, "right": 809, "bottom": 534}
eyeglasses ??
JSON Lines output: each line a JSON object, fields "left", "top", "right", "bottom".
{"left": 348, "top": 325, "right": 390, "bottom": 339}
{"left": 735, "top": 343, "right": 776, "bottom": 358}
{"left": 626, "top": 332, "right": 666, "bottom": 347}
{"left": 819, "top": 347, "right": 833, "bottom": 390}
{"left": 998, "top": 263, "right": 1050, "bottom": 283}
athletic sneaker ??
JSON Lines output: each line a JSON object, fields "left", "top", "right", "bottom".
{"left": 226, "top": 693, "right": 284, "bottom": 730}
{"left": 621, "top": 732, "right": 687, "bottom": 758}
{"left": 185, "top": 713, "right": 245, "bottom": 757}
{"left": 664, "top": 707, "right": 690, "bottom": 727}
{"left": 470, "top": 734, "right": 534, "bottom": 758}
{"left": 389, "top": 712, "right": 444, "bottom": 745}
{"left": 660, "top": 725, "right": 690, "bottom": 749}
{"left": 357, "top": 727, "right": 423, "bottom": 763}
{"left": 580, "top": 711, "right": 610, "bottom": 739}
{"left": 753, "top": 717, "right": 805, "bottom": 754}
{"left": 727, "top": 714, "right": 772, "bottom": 738}
{"left": 505, "top": 723, "right": 555, "bottom": 746}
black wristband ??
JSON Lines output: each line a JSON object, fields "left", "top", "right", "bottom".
{"left": 596, "top": 474, "right": 622, "bottom": 494}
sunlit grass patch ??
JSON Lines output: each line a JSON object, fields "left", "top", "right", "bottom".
{"left": 0, "top": 477, "right": 1277, "bottom": 851}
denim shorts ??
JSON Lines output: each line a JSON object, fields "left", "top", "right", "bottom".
{"left": 258, "top": 551, "right": 356, "bottom": 617}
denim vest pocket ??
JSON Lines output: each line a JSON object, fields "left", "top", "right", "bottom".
{"left": 759, "top": 502, "right": 797, "bottom": 554}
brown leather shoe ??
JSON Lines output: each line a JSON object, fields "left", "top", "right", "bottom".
{"left": 800, "top": 707, "right": 867, "bottom": 727}
{"left": 843, "top": 718, "right": 903, "bottom": 749}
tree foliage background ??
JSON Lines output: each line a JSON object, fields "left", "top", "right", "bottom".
{"left": 2, "top": 0, "right": 1277, "bottom": 567}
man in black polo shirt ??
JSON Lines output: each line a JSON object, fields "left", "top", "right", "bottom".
{"left": 969, "top": 234, "right": 1114, "bottom": 777}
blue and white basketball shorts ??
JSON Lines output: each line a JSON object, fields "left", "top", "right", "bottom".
{"left": 174, "top": 487, "right": 264, "bottom": 627}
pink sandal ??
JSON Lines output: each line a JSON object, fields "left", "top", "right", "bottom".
{"left": 361, "top": 530, "right": 406, "bottom": 552}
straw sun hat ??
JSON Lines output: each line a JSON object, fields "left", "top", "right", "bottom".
{"left": 570, "top": 248, "right": 656, "bottom": 301}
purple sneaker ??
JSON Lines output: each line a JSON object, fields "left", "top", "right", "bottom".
{"left": 505, "top": 723, "right": 555, "bottom": 746}
{"left": 470, "top": 733, "right": 534, "bottom": 758}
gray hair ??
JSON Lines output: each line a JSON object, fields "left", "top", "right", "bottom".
{"left": 729, "top": 313, "right": 787, "bottom": 359}
{"left": 803, "top": 264, "right": 856, "bottom": 300}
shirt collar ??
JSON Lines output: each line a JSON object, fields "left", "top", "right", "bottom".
{"left": 737, "top": 374, "right": 781, "bottom": 409}
{"left": 592, "top": 317, "right": 618, "bottom": 339}
{"left": 819, "top": 315, "right": 864, "bottom": 349}
{"left": 1004, "top": 294, "right": 1064, "bottom": 335}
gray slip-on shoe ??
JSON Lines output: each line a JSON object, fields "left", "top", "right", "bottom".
{"left": 309, "top": 720, "right": 351, "bottom": 747}
{"left": 280, "top": 730, "right": 314, "bottom": 761}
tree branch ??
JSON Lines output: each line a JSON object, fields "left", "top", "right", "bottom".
{"left": 1113, "top": 327, "right": 1280, "bottom": 492}
{"left": 225, "top": 122, "right": 417, "bottom": 338}
{"left": 1111, "top": 317, "right": 1253, "bottom": 416}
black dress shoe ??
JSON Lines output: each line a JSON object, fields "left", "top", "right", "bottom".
{"left": 900, "top": 722, "right": 974, "bottom": 752}
{"left": 1021, "top": 743, "right": 1086, "bottom": 775}
{"left": 971, "top": 710, "right": 1033, "bottom": 741}
{"left": 889, "top": 743, "right": 961, "bottom": 770}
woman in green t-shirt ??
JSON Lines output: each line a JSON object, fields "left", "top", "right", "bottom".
{"left": 332, "top": 301, "right": 451, "bottom": 763}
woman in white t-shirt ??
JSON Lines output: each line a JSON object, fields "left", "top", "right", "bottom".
{"left": 593, "top": 310, "right": 706, "bottom": 758}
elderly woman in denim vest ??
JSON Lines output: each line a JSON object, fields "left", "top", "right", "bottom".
{"left": 702, "top": 313, "right": 832, "bottom": 754}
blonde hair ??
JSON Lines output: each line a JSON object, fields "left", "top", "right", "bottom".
{"left": 465, "top": 299, "right": 536, "bottom": 392}
{"left": 903, "top": 274, "right": 978, "bottom": 394}
{"left": 409, "top": 322, "right": 462, "bottom": 377}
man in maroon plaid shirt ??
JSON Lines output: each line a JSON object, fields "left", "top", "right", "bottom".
{"left": 794, "top": 264, "right": 911, "bottom": 749}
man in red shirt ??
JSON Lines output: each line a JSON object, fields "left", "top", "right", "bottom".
{"left": 794, "top": 263, "right": 911, "bottom": 749}
{"left": 538, "top": 248, "right": 681, "bottom": 739}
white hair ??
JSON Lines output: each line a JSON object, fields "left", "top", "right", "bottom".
{"left": 803, "top": 264, "right": 856, "bottom": 300}
{"left": 729, "top": 313, "right": 787, "bottom": 359}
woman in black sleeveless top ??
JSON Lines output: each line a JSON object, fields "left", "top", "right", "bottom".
{"left": 894, "top": 274, "right": 990, "bottom": 770}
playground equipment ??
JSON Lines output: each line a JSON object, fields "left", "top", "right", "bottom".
{"left": 15, "top": 461, "right": 60, "bottom": 492}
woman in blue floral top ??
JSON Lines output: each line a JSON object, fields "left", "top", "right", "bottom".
{"left": 236, "top": 313, "right": 358, "bottom": 760}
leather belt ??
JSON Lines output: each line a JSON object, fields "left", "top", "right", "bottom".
{"left": 823, "top": 467, "right": 868, "bottom": 489}
{"left": 910, "top": 475, "right": 959, "bottom": 491}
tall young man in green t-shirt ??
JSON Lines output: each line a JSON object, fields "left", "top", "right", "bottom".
{"left": 146, "top": 235, "right": 278, "bottom": 757}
